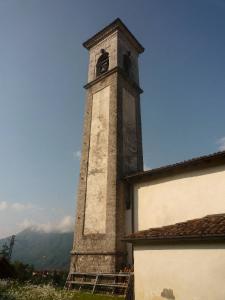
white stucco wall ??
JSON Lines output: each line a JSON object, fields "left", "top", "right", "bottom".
{"left": 134, "top": 244, "right": 225, "bottom": 300}
{"left": 84, "top": 86, "right": 110, "bottom": 234}
{"left": 134, "top": 165, "right": 225, "bottom": 231}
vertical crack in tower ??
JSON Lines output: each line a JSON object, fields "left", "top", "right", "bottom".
{"left": 70, "top": 18, "right": 144, "bottom": 273}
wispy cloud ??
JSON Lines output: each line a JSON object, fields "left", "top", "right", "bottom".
{"left": 217, "top": 137, "right": 225, "bottom": 151}
{"left": 19, "top": 215, "right": 74, "bottom": 233}
{"left": 11, "top": 202, "right": 34, "bottom": 211}
{"left": 0, "top": 201, "right": 34, "bottom": 212}
{"left": 73, "top": 150, "right": 81, "bottom": 160}
{"left": 0, "top": 201, "right": 8, "bottom": 211}
{"left": 57, "top": 215, "right": 74, "bottom": 232}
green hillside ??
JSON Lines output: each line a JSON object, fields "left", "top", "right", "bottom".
{"left": 0, "top": 229, "right": 73, "bottom": 270}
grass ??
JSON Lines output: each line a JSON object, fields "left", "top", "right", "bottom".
{"left": 0, "top": 281, "right": 123, "bottom": 300}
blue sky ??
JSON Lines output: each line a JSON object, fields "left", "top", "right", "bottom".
{"left": 0, "top": 0, "right": 225, "bottom": 238}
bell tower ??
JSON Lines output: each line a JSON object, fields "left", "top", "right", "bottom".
{"left": 70, "top": 18, "right": 144, "bottom": 273}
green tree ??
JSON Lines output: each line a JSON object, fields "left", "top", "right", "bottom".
{"left": 0, "top": 257, "right": 14, "bottom": 278}
{"left": 0, "top": 243, "right": 10, "bottom": 259}
{"left": 13, "top": 261, "right": 34, "bottom": 282}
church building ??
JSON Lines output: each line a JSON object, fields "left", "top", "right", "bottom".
{"left": 70, "top": 19, "right": 225, "bottom": 300}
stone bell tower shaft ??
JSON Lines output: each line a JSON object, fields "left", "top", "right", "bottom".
{"left": 70, "top": 18, "right": 144, "bottom": 273}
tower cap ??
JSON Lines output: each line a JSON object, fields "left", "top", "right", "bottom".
{"left": 83, "top": 18, "right": 144, "bottom": 54}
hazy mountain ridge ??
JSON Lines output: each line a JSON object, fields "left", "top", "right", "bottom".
{"left": 0, "top": 228, "right": 73, "bottom": 270}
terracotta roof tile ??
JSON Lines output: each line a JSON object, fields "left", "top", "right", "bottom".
{"left": 124, "top": 214, "right": 225, "bottom": 243}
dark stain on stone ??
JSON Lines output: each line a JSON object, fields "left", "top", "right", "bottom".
{"left": 88, "top": 168, "right": 104, "bottom": 175}
{"left": 161, "top": 288, "right": 175, "bottom": 299}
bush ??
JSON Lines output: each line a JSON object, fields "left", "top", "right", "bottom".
{"left": 0, "top": 282, "right": 122, "bottom": 300}
{"left": 0, "top": 257, "right": 14, "bottom": 279}
{"left": 12, "top": 261, "right": 34, "bottom": 282}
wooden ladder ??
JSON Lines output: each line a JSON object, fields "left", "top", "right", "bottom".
{"left": 65, "top": 272, "right": 133, "bottom": 299}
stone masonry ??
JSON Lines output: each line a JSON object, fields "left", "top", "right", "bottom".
{"left": 70, "top": 19, "right": 144, "bottom": 273}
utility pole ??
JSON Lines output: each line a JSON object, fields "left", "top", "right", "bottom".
{"left": 0, "top": 235, "right": 16, "bottom": 261}
{"left": 8, "top": 235, "right": 16, "bottom": 261}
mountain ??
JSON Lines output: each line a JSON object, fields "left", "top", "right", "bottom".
{"left": 0, "top": 229, "right": 73, "bottom": 270}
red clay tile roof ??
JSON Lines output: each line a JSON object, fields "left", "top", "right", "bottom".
{"left": 124, "top": 214, "right": 225, "bottom": 243}
{"left": 124, "top": 151, "right": 225, "bottom": 183}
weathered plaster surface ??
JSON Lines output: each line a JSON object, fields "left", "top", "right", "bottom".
{"left": 71, "top": 72, "right": 125, "bottom": 273}
{"left": 71, "top": 254, "right": 117, "bottom": 273}
{"left": 88, "top": 33, "right": 117, "bottom": 83}
{"left": 134, "top": 165, "right": 225, "bottom": 231}
{"left": 87, "top": 30, "right": 140, "bottom": 85}
{"left": 122, "top": 88, "right": 138, "bottom": 174}
{"left": 134, "top": 244, "right": 225, "bottom": 300}
{"left": 71, "top": 24, "right": 143, "bottom": 272}
{"left": 118, "top": 33, "right": 139, "bottom": 84}
{"left": 84, "top": 86, "right": 110, "bottom": 234}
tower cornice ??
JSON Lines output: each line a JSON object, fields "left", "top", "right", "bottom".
{"left": 83, "top": 18, "right": 144, "bottom": 54}
{"left": 83, "top": 66, "right": 143, "bottom": 94}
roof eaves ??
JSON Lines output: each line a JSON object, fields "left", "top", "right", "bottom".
{"left": 123, "top": 234, "right": 225, "bottom": 244}
{"left": 124, "top": 151, "right": 225, "bottom": 183}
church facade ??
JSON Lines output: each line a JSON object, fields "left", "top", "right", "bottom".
{"left": 125, "top": 151, "right": 225, "bottom": 300}
{"left": 70, "top": 19, "right": 225, "bottom": 300}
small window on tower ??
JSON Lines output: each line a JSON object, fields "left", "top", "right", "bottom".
{"left": 96, "top": 49, "right": 109, "bottom": 77}
{"left": 123, "top": 51, "right": 131, "bottom": 76}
